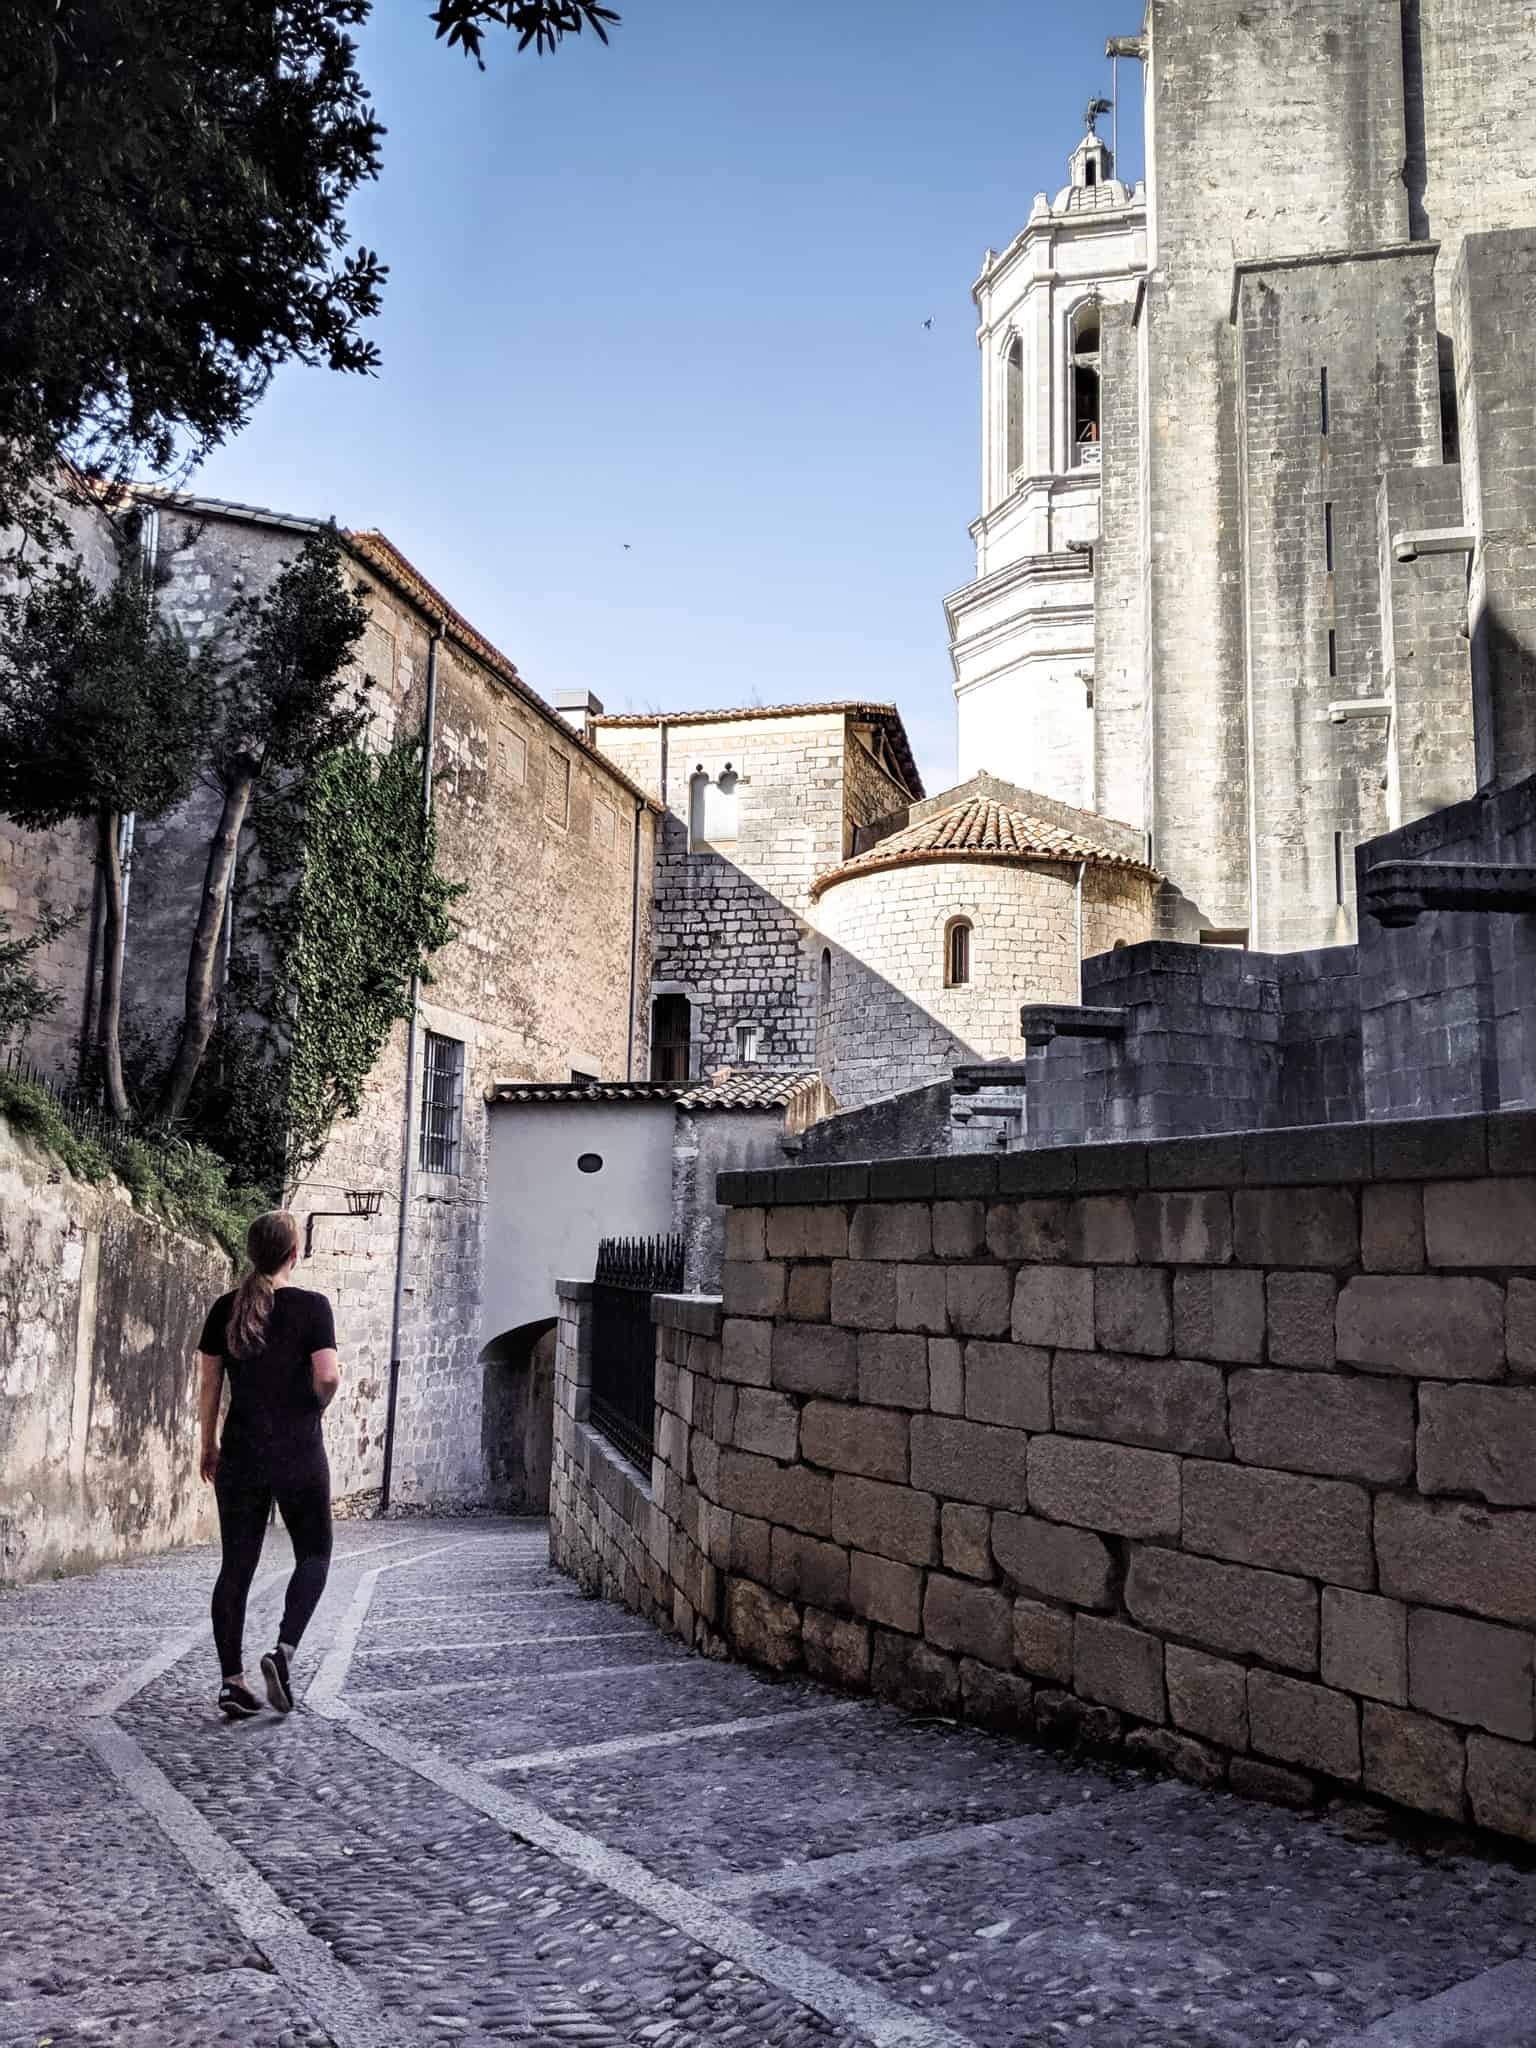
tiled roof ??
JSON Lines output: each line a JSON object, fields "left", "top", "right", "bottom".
{"left": 810, "top": 796, "right": 1157, "bottom": 900}
{"left": 487, "top": 1071, "right": 817, "bottom": 1113}
{"left": 590, "top": 702, "right": 924, "bottom": 801}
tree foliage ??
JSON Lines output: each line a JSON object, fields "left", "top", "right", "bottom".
{"left": 0, "top": 908, "right": 82, "bottom": 1047}
{"left": 429, "top": 0, "right": 618, "bottom": 64}
{"left": 0, "top": 1, "right": 384, "bottom": 557}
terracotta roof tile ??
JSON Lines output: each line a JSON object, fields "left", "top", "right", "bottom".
{"left": 487, "top": 1071, "right": 818, "bottom": 1113}
{"left": 810, "top": 796, "right": 1157, "bottom": 900}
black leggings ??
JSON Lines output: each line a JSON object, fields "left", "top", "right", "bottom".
{"left": 212, "top": 1467, "right": 333, "bottom": 1680}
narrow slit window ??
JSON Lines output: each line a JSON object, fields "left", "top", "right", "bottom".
{"left": 1325, "top": 503, "right": 1335, "bottom": 573}
{"left": 1004, "top": 337, "right": 1024, "bottom": 475}
{"left": 945, "top": 918, "right": 972, "bottom": 988}
{"left": 1328, "top": 628, "right": 1339, "bottom": 678}
{"left": 1334, "top": 832, "right": 1345, "bottom": 906}
{"left": 1320, "top": 366, "right": 1331, "bottom": 436}
{"left": 420, "top": 1032, "right": 465, "bottom": 1175}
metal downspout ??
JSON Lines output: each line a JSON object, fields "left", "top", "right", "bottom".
{"left": 626, "top": 796, "right": 644, "bottom": 1080}
{"left": 1075, "top": 859, "right": 1087, "bottom": 1004}
{"left": 380, "top": 622, "right": 444, "bottom": 1515}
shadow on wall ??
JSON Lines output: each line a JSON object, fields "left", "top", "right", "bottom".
{"left": 479, "top": 1318, "right": 556, "bottom": 1514}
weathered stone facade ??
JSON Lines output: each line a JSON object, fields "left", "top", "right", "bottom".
{"left": 0, "top": 1115, "right": 231, "bottom": 1585}
{"left": 550, "top": 1107, "right": 1536, "bottom": 1845}
{"left": 113, "top": 501, "right": 657, "bottom": 1512}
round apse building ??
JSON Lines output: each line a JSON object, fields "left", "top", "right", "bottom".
{"left": 809, "top": 790, "right": 1157, "bottom": 1110}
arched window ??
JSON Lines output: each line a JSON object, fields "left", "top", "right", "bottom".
{"left": 1004, "top": 336, "right": 1023, "bottom": 476}
{"left": 1071, "top": 305, "right": 1101, "bottom": 467}
{"left": 945, "top": 918, "right": 973, "bottom": 988}
{"left": 819, "top": 947, "right": 832, "bottom": 1011}
{"left": 650, "top": 994, "right": 691, "bottom": 1081}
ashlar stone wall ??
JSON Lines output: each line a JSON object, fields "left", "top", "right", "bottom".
{"left": 550, "top": 1109, "right": 1536, "bottom": 1846}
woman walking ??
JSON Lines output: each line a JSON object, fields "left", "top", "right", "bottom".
{"left": 197, "top": 1210, "right": 341, "bottom": 1720}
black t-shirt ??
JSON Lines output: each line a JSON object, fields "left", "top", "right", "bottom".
{"left": 198, "top": 1286, "right": 336, "bottom": 1479}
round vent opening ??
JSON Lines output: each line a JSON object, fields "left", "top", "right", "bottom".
{"left": 577, "top": 1153, "right": 604, "bottom": 1175}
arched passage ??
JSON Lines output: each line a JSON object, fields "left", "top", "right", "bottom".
{"left": 478, "top": 1316, "right": 557, "bottom": 1513}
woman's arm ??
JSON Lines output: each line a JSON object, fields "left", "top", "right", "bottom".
{"left": 311, "top": 1347, "right": 341, "bottom": 1411}
{"left": 197, "top": 1352, "right": 224, "bottom": 1482}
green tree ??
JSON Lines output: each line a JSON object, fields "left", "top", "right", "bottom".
{"left": 429, "top": 0, "right": 618, "bottom": 63}
{"left": 0, "top": 1, "right": 384, "bottom": 559}
{"left": 0, "top": 908, "right": 83, "bottom": 1048}
{"left": 158, "top": 528, "right": 371, "bottom": 1124}
{"left": 0, "top": 553, "right": 216, "bottom": 1116}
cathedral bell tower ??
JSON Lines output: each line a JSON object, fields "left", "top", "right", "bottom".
{"left": 944, "top": 119, "right": 1146, "bottom": 811}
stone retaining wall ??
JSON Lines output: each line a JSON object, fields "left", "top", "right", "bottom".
{"left": 550, "top": 1109, "right": 1536, "bottom": 1844}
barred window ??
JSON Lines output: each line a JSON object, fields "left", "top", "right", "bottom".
{"left": 420, "top": 1032, "right": 464, "bottom": 1174}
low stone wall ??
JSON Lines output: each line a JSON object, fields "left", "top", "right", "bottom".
{"left": 550, "top": 1109, "right": 1536, "bottom": 1845}
{"left": 0, "top": 1117, "right": 232, "bottom": 1584}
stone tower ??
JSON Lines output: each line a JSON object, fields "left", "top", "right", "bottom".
{"left": 945, "top": 123, "right": 1146, "bottom": 814}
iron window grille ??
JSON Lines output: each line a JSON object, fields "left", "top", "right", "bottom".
{"left": 420, "top": 1032, "right": 464, "bottom": 1175}
{"left": 590, "top": 1234, "right": 684, "bottom": 1471}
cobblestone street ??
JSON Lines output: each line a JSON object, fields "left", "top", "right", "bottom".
{"left": 5, "top": 1519, "right": 1536, "bottom": 2048}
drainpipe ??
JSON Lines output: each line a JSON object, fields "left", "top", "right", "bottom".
{"left": 626, "top": 795, "right": 644, "bottom": 1080}
{"left": 1075, "top": 859, "right": 1087, "bottom": 1004}
{"left": 379, "top": 621, "right": 444, "bottom": 1515}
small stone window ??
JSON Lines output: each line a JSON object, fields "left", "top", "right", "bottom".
{"left": 545, "top": 748, "right": 571, "bottom": 828}
{"left": 734, "top": 1022, "right": 761, "bottom": 1064}
{"left": 819, "top": 947, "right": 832, "bottom": 1011}
{"left": 1004, "top": 336, "right": 1024, "bottom": 476}
{"left": 945, "top": 918, "right": 973, "bottom": 988}
{"left": 497, "top": 725, "right": 527, "bottom": 785}
{"left": 650, "top": 994, "right": 691, "bottom": 1082}
{"left": 419, "top": 1031, "right": 464, "bottom": 1175}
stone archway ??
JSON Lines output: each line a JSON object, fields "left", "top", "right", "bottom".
{"left": 478, "top": 1318, "right": 556, "bottom": 1514}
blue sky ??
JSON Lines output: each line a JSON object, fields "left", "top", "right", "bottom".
{"left": 195, "top": 1, "right": 1145, "bottom": 792}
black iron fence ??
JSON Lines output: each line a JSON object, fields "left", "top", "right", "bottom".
{"left": 590, "top": 1233, "right": 683, "bottom": 1472}
{"left": 1, "top": 1046, "right": 113, "bottom": 1153}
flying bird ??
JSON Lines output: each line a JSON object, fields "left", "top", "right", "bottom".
{"left": 922, "top": 317, "right": 934, "bottom": 330}
{"left": 623, "top": 543, "right": 632, "bottom": 550}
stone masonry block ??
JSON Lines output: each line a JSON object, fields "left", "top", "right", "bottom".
{"left": 1336, "top": 1276, "right": 1504, "bottom": 1380}
{"left": 730, "top": 1513, "right": 772, "bottom": 1583}
{"left": 1094, "top": 1268, "right": 1172, "bottom": 1356}
{"left": 1166, "top": 1645, "right": 1248, "bottom": 1750}
{"left": 1012, "top": 1598, "right": 1073, "bottom": 1683}
{"left": 941, "top": 1503, "right": 992, "bottom": 1580}
{"left": 1134, "top": 1192, "right": 1233, "bottom": 1267}
{"left": 768, "top": 1527, "right": 850, "bottom": 1612}
{"left": 1408, "top": 1608, "right": 1535, "bottom": 1740}
{"left": 964, "top": 1341, "right": 1052, "bottom": 1432}
{"left": 725, "top": 1208, "right": 765, "bottom": 1262}
{"left": 832, "top": 1474, "right": 939, "bottom": 1567}
{"left": 1228, "top": 1759, "right": 1318, "bottom": 1811}
{"left": 1173, "top": 1269, "right": 1265, "bottom": 1364}
{"left": 947, "top": 1265, "right": 1013, "bottom": 1338}
{"left": 725, "top": 1578, "right": 802, "bottom": 1671}
{"left": 767, "top": 1206, "right": 850, "bottom": 1262}
{"left": 1265, "top": 1273, "right": 1337, "bottom": 1369}
{"left": 1361, "top": 1185, "right": 1424, "bottom": 1274}
{"left": 1362, "top": 1704, "right": 1465, "bottom": 1823}
{"left": 849, "top": 1203, "right": 931, "bottom": 1262}
{"left": 895, "top": 1264, "right": 947, "bottom": 1335}
{"left": 1068, "top": 1197, "right": 1139, "bottom": 1265}
{"left": 1012, "top": 1267, "right": 1094, "bottom": 1350}
{"left": 1230, "top": 1368, "right": 1415, "bottom": 1484}
{"left": 1052, "top": 1352, "right": 1228, "bottom": 1458}
{"left": 858, "top": 1332, "right": 930, "bottom": 1410}
{"left": 928, "top": 1338, "right": 963, "bottom": 1415}
{"left": 1074, "top": 1617, "right": 1165, "bottom": 1723}
{"left": 720, "top": 1318, "right": 772, "bottom": 1388}
{"left": 1028, "top": 1437, "right": 1180, "bottom": 1540}
{"left": 932, "top": 1201, "right": 985, "bottom": 1259}
{"left": 1248, "top": 1672, "right": 1360, "bottom": 1782}
{"left": 803, "top": 1608, "right": 870, "bottom": 1689}
{"left": 717, "top": 1451, "right": 832, "bottom": 1540}
{"left": 960, "top": 1659, "right": 1034, "bottom": 1734}
{"left": 986, "top": 1199, "right": 1069, "bottom": 1263}
{"left": 1467, "top": 1733, "right": 1536, "bottom": 1844}
{"left": 1126, "top": 1548, "right": 1318, "bottom": 1673}
{"left": 830, "top": 1261, "right": 897, "bottom": 1332}
{"left": 871, "top": 1631, "right": 960, "bottom": 1716}
{"left": 787, "top": 1264, "right": 831, "bottom": 1322}
{"left": 1232, "top": 1189, "right": 1358, "bottom": 1270}
{"left": 910, "top": 1415, "right": 1029, "bottom": 1511}
{"left": 1125, "top": 1727, "right": 1226, "bottom": 1791}
{"left": 731, "top": 1387, "right": 800, "bottom": 1463}
{"left": 992, "top": 1512, "right": 1116, "bottom": 1609}
{"left": 1183, "top": 1462, "right": 1373, "bottom": 1589}
{"left": 1376, "top": 1496, "right": 1536, "bottom": 1629}
{"left": 923, "top": 1574, "right": 1014, "bottom": 1670}
{"left": 800, "top": 1400, "right": 909, "bottom": 1483}
{"left": 771, "top": 1323, "right": 857, "bottom": 1400}
{"left": 724, "top": 1261, "right": 786, "bottom": 1318}
{"left": 1512, "top": 1280, "right": 1536, "bottom": 1379}
{"left": 848, "top": 1549, "right": 922, "bottom": 1632}
{"left": 1321, "top": 1589, "right": 1407, "bottom": 1705}
{"left": 1418, "top": 1386, "right": 1536, "bottom": 1506}
{"left": 1424, "top": 1178, "right": 1536, "bottom": 1269}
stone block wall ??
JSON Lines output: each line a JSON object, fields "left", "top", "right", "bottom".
{"left": 0, "top": 1116, "right": 231, "bottom": 1585}
{"left": 550, "top": 1109, "right": 1536, "bottom": 1844}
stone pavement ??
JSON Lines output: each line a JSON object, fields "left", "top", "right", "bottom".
{"left": 5, "top": 1520, "right": 1536, "bottom": 2048}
